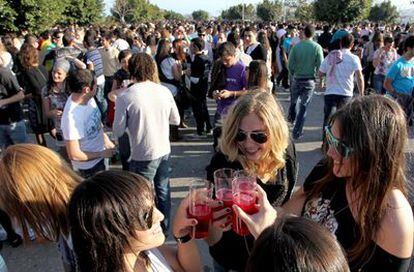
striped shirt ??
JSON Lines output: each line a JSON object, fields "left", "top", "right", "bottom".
{"left": 84, "top": 48, "right": 104, "bottom": 78}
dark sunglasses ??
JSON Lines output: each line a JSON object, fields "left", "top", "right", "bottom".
{"left": 235, "top": 130, "right": 268, "bottom": 144}
{"left": 143, "top": 206, "right": 154, "bottom": 229}
{"left": 325, "top": 125, "right": 353, "bottom": 158}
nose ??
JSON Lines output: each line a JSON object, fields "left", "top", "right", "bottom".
{"left": 153, "top": 208, "right": 165, "bottom": 224}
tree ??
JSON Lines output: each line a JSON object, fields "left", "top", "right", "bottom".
{"left": 63, "top": 0, "right": 104, "bottom": 25}
{"left": 111, "top": 0, "right": 134, "bottom": 24}
{"left": 0, "top": 0, "right": 18, "bottom": 33}
{"left": 295, "top": 0, "right": 314, "bottom": 21}
{"left": 221, "top": 4, "right": 255, "bottom": 21}
{"left": 192, "top": 10, "right": 209, "bottom": 21}
{"left": 368, "top": 1, "right": 399, "bottom": 23}
{"left": 164, "top": 10, "right": 185, "bottom": 20}
{"left": 313, "top": 0, "right": 371, "bottom": 23}
{"left": 256, "top": 0, "right": 283, "bottom": 22}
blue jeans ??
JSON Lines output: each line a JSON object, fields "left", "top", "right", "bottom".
{"left": 94, "top": 83, "right": 107, "bottom": 122}
{"left": 130, "top": 154, "right": 171, "bottom": 232}
{"left": 288, "top": 78, "right": 315, "bottom": 138}
{"left": 0, "top": 254, "right": 7, "bottom": 272}
{"left": 323, "top": 94, "right": 353, "bottom": 128}
{"left": 0, "top": 120, "right": 28, "bottom": 149}
{"left": 373, "top": 74, "right": 386, "bottom": 94}
{"left": 78, "top": 159, "right": 106, "bottom": 179}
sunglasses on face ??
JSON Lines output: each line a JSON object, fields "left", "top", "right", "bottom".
{"left": 235, "top": 130, "right": 268, "bottom": 144}
{"left": 143, "top": 205, "right": 154, "bottom": 229}
{"left": 325, "top": 125, "right": 353, "bottom": 158}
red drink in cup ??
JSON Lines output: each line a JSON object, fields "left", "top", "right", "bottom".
{"left": 232, "top": 172, "right": 258, "bottom": 236}
{"left": 214, "top": 168, "right": 236, "bottom": 209}
{"left": 188, "top": 179, "right": 213, "bottom": 239}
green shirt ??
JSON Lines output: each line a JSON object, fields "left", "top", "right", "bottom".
{"left": 288, "top": 39, "right": 324, "bottom": 79}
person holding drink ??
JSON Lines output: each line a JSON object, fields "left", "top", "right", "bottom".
{"left": 234, "top": 95, "right": 413, "bottom": 272}
{"left": 205, "top": 91, "right": 298, "bottom": 271}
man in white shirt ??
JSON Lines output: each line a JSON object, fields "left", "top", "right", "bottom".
{"left": 319, "top": 33, "right": 364, "bottom": 129}
{"left": 61, "top": 69, "right": 115, "bottom": 178}
{"left": 113, "top": 53, "right": 180, "bottom": 233}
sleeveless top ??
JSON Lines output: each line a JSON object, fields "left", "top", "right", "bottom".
{"left": 302, "top": 160, "right": 411, "bottom": 272}
{"left": 147, "top": 248, "right": 173, "bottom": 272}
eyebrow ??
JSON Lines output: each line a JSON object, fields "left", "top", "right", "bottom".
{"left": 239, "top": 129, "right": 266, "bottom": 133}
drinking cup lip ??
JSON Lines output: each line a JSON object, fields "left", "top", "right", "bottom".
{"left": 213, "top": 168, "right": 236, "bottom": 179}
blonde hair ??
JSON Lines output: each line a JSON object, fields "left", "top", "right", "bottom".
{"left": 0, "top": 144, "right": 82, "bottom": 241}
{"left": 219, "top": 91, "right": 289, "bottom": 181}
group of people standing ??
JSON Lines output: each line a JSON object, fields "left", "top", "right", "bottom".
{"left": 0, "top": 19, "right": 412, "bottom": 272}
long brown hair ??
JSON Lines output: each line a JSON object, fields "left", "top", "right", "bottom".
{"left": 19, "top": 43, "right": 39, "bottom": 69}
{"left": 69, "top": 170, "right": 155, "bottom": 272}
{"left": 0, "top": 144, "right": 81, "bottom": 240}
{"left": 308, "top": 95, "right": 407, "bottom": 262}
{"left": 247, "top": 60, "right": 269, "bottom": 91}
{"left": 128, "top": 52, "right": 160, "bottom": 83}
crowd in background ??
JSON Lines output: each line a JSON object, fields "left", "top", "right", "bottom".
{"left": 0, "top": 18, "right": 413, "bottom": 272}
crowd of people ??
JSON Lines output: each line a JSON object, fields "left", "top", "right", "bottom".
{"left": 0, "top": 19, "right": 413, "bottom": 272}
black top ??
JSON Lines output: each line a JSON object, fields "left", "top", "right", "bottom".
{"left": 206, "top": 140, "right": 297, "bottom": 271}
{"left": 190, "top": 54, "right": 210, "bottom": 97}
{"left": 245, "top": 43, "right": 267, "bottom": 61}
{"left": 20, "top": 66, "right": 49, "bottom": 97}
{"left": 113, "top": 68, "right": 129, "bottom": 87}
{"left": 0, "top": 67, "right": 24, "bottom": 124}
{"left": 302, "top": 160, "right": 411, "bottom": 272}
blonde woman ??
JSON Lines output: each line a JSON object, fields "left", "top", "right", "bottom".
{"left": 205, "top": 91, "right": 297, "bottom": 271}
{"left": 0, "top": 144, "right": 82, "bottom": 271}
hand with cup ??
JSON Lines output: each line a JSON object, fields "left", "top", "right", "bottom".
{"left": 232, "top": 170, "right": 259, "bottom": 236}
{"left": 187, "top": 179, "right": 213, "bottom": 239}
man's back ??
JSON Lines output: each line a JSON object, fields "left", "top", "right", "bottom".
{"left": 319, "top": 49, "right": 362, "bottom": 96}
{"left": 113, "top": 81, "right": 180, "bottom": 161}
{"left": 288, "top": 40, "right": 323, "bottom": 79}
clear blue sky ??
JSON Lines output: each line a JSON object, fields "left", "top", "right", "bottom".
{"left": 104, "top": 0, "right": 412, "bottom": 17}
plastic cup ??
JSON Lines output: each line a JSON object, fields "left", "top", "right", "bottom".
{"left": 214, "top": 168, "right": 236, "bottom": 209}
{"left": 187, "top": 179, "right": 213, "bottom": 239}
{"left": 232, "top": 171, "right": 258, "bottom": 236}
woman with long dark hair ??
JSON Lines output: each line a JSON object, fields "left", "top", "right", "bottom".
{"left": 69, "top": 170, "right": 202, "bottom": 272}
{"left": 236, "top": 95, "right": 413, "bottom": 272}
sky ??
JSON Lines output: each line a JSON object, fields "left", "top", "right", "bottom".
{"left": 104, "top": 0, "right": 413, "bottom": 17}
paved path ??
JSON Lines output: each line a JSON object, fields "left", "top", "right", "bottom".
{"left": 1, "top": 92, "right": 413, "bottom": 271}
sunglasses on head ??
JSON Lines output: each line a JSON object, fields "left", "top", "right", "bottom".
{"left": 235, "top": 130, "right": 268, "bottom": 144}
{"left": 143, "top": 205, "right": 154, "bottom": 229}
{"left": 325, "top": 125, "right": 353, "bottom": 158}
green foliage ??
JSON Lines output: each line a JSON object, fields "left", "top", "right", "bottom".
{"left": 0, "top": 0, "right": 18, "bottom": 33}
{"left": 256, "top": 0, "right": 283, "bottom": 22}
{"left": 221, "top": 4, "right": 256, "bottom": 20}
{"left": 368, "top": 1, "right": 399, "bottom": 23}
{"left": 313, "top": 0, "right": 372, "bottom": 23}
{"left": 295, "top": 1, "right": 314, "bottom": 21}
{"left": 63, "top": 0, "right": 104, "bottom": 26}
{"left": 192, "top": 10, "right": 209, "bottom": 21}
{"left": 164, "top": 10, "right": 186, "bottom": 20}
{"left": 111, "top": 0, "right": 165, "bottom": 24}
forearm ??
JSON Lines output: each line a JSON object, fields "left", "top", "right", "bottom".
{"left": 72, "top": 58, "right": 87, "bottom": 69}
{"left": 233, "top": 90, "right": 248, "bottom": 98}
{"left": 66, "top": 148, "right": 104, "bottom": 162}
{"left": 0, "top": 91, "right": 24, "bottom": 106}
{"left": 103, "top": 133, "right": 115, "bottom": 149}
{"left": 357, "top": 75, "right": 365, "bottom": 96}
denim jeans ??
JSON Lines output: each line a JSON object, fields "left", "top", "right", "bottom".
{"left": 373, "top": 74, "right": 386, "bottom": 94}
{"left": 78, "top": 159, "right": 106, "bottom": 179}
{"left": 323, "top": 94, "right": 353, "bottom": 128}
{"left": 0, "top": 120, "right": 28, "bottom": 149}
{"left": 94, "top": 83, "right": 108, "bottom": 122}
{"left": 118, "top": 132, "right": 130, "bottom": 171}
{"left": 130, "top": 154, "right": 171, "bottom": 232}
{"left": 288, "top": 78, "right": 315, "bottom": 138}
{"left": 0, "top": 254, "right": 7, "bottom": 272}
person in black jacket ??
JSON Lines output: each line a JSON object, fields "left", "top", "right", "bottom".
{"left": 243, "top": 26, "right": 268, "bottom": 62}
{"left": 205, "top": 91, "right": 297, "bottom": 271}
{"left": 189, "top": 38, "right": 212, "bottom": 136}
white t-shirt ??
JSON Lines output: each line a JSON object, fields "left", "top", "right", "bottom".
{"left": 160, "top": 57, "right": 178, "bottom": 96}
{"left": 319, "top": 49, "right": 362, "bottom": 96}
{"left": 113, "top": 38, "right": 130, "bottom": 51}
{"left": 61, "top": 96, "right": 105, "bottom": 170}
{"left": 147, "top": 248, "right": 173, "bottom": 272}
{"left": 113, "top": 81, "right": 180, "bottom": 161}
